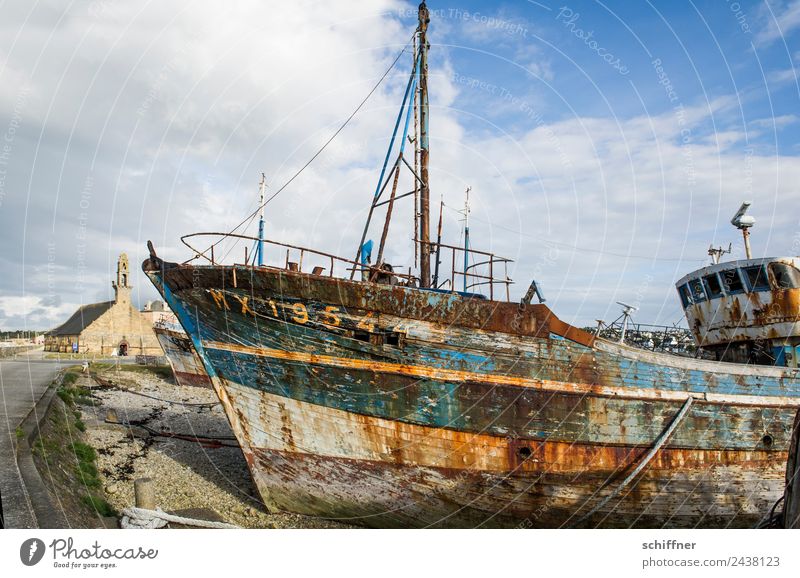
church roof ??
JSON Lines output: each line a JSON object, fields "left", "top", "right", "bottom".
{"left": 47, "top": 301, "right": 115, "bottom": 336}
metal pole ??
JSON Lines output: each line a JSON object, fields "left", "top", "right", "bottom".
{"left": 462, "top": 187, "right": 470, "bottom": 293}
{"left": 569, "top": 397, "right": 694, "bottom": 528}
{"left": 432, "top": 198, "right": 443, "bottom": 288}
{"left": 351, "top": 62, "right": 418, "bottom": 280}
{"left": 375, "top": 164, "right": 402, "bottom": 269}
{"left": 620, "top": 313, "right": 629, "bottom": 343}
{"left": 743, "top": 229, "right": 752, "bottom": 259}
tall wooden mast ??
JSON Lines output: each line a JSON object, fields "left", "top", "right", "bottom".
{"left": 418, "top": 1, "right": 431, "bottom": 288}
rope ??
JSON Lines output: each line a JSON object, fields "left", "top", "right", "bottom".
{"left": 568, "top": 396, "right": 695, "bottom": 528}
{"left": 116, "top": 420, "right": 240, "bottom": 448}
{"left": 755, "top": 496, "right": 784, "bottom": 529}
{"left": 92, "top": 374, "right": 219, "bottom": 407}
{"left": 120, "top": 507, "right": 241, "bottom": 529}
{"left": 193, "top": 32, "right": 417, "bottom": 264}
{"left": 111, "top": 387, "right": 220, "bottom": 408}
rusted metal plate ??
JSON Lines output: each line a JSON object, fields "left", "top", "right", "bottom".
{"left": 153, "top": 263, "right": 595, "bottom": 346}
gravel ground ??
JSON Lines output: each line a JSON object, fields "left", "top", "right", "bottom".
{"left": 81, "top": 366, "right": 351, "bottom": 529}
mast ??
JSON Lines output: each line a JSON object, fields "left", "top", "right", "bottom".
{"left": 462, "top": 187, "right": 471, "bottom": 292}
{"left": 257, "top": 173, "right": 266, "bottom": 266}
{"left": 350, "top": 41, "right": 419, "bottom": 280}
{"left": 418, "top": 1, "right": 431, "bottom": 288}
{"left": 413, "top": 35, "right": 420, "bottom": 270}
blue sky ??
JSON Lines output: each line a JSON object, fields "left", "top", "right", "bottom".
{"left": 400, "top": 0, "right": 800, "bottom": 326}
{"left": 0, "top": 0, "right": 799, "bottom": 330}
{"left": 425, "top": 1, "right": 798, "bottom": 140}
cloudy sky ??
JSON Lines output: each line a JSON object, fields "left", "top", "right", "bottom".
{"left": 1, "top": 0, "right": 799, "bottom": 331}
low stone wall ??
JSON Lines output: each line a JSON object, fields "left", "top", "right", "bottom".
{"left": 134, "top": 355, "right": 167, "bottom": 366}
{"left": 0, "top": 345, "right": 40, "bottom": 359}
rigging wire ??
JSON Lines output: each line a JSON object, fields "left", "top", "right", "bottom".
{"left": 195, "top": 32, "right": 418, "bottom": 263}
{"left": 441, "top": 203, "right": 706, "bottom": 263}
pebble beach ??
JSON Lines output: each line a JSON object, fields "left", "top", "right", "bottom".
{"left": 80, "top": 365, "right": 350, "bottom": 529}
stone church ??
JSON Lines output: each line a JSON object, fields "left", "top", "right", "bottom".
{"left": 45, "top": 254, "right": 162, "bottom": 356}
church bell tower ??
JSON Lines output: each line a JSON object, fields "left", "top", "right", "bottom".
{"left": 113, "top": 253, "right": 131, "bottom": 304}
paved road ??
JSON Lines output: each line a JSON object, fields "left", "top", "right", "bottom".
{"left": 0, "top": 353, "right": 63, "bottom": 528}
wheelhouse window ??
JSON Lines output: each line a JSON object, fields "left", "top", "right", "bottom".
{"left": 743, "top": 265, "right": 770, "bottom": 292}
{"left": 720, "top": 268, "right": 745, "bottom": 294}
{"left": 769, "top": 262, "right": 800, "bottom": 289}
{"left": 678, "top": 283, "right": 692, "bottom": 308}
{"left": 688, "top": 278, "right": 706, "bottom": 302}
{"left": 703, "top": 273, "right": 724, "bottom": 299}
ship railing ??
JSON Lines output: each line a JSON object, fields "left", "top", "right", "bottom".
{"left": 153, "top": 316, "right": 181, "bottom": 332}
{"left": 421, "top": 240, "right": 514, "bottom": 301}
{"left": 181, "top": 232, "right": 420, "bottom": 286}
{"left": 592, "top": 319, "right": 697, "bottom": 355}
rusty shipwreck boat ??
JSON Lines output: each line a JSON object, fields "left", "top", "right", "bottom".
{"left": 143, "top": 3, "right": 800, "bottom": 528}
{"left": 154, "top": 320, "right": 212, "bottom": 388}
{"left": 676, "top": 203, "right": 800, "bottom": 367}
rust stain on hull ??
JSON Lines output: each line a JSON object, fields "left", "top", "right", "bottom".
{"left": 231, "top": 384, "right": 786, "bottom": 529}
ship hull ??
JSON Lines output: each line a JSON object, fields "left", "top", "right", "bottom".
{"left": 229, "top": 383, "right": 784, "bottom": 528}
{"left": 154, "top": 325, "right": 212, "bottom": 388}
{"left": 144, "top": 261, "right": 800, "bottom": 528}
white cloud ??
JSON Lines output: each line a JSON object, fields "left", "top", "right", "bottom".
{"left": 2, "top": 0, "right": 800, "bottom": 332}
{"left": 757, "top": 0, "right": 800, "bottom": 45}
{"left": 767, "top": 67, "right": 799, "bottom": 86}
{"left": 513, "top": 43, "right": 554, "bottom": 82}
{"left": 415, "top": 97, "right": 800, "bottom": 326}
{"left": 751, "top": 114, "right": 799, "bottom": 129}
{"left": 0, "top": 295, "right": 75, "bottom": 332}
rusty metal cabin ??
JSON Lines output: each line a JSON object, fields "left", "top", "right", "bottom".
{"left": 676, "top": 257, "right": 800, "bottom": 365}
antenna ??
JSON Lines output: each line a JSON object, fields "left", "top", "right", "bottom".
{"left": 461, "top": 186, "right": 471, "bottom": 222}
{"left": 594, "top": 319, "right": 604, "bottom": 337}
{"left": 707, "top": 243, "right": 732, "bottom": 264}
{"left": 256, "top": 173, "right": 267, "bottom": 266}
{"left": 730, "top": 201, "right": 754, "bottom": 259}
{"left": 616, "top": 301, "right": 638, "bottom": 344}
